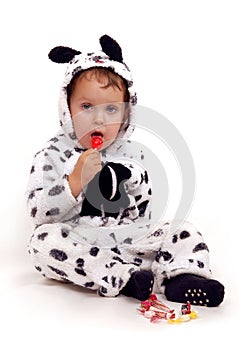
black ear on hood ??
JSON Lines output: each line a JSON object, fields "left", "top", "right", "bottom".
{"left": 48, "top": 46, "right": 81, "bottom": 63}
{"left": 99, "top": 35, "right": 123, "bottom": 63}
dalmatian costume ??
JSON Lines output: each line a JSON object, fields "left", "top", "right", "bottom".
{"left": 26, "top": 35, "right": 214, "bottom": 301}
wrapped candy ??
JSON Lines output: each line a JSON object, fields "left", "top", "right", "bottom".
{"left": 137, "top": 294, "right": 198, "bottom": 324}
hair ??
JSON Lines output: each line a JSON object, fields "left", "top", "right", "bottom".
{"left": 67, "top": 67, "right": 130, "bottom": 107}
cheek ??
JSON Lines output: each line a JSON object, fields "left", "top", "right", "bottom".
{"left": 72, "top": 115, "right": 93, "bottom": 141}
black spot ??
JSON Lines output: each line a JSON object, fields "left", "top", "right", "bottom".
{"left": 105, "top": 262, "right": 117, "bottom": 268}
{"left": 135, "top": 195, "right": 142, "bottom": 202}
{"left": 122, "top": 237, "right": 132, "bottom": 244}
{"left": 197, "top": 260, "right": 205, "bottom": 268}
{"left": 111, "top": 247, "right": 121, "bottom": 255}
{"left": 133, "top": 257, "right": 142, "bottom": 266}
{"left": 30, "top": 166, "right": 35, "bottom": 174}
{"left": 102, "top": 276, "right": 109, "bottom": 283}
{"left": 46, "top": 207, "right": 60, "bottom": 216}
{"left": 28, "top": 191, "right": 35, "bottom": 200}
{"left": 110, "top": 276, "right": 116, "bottom": 287}
{"left": 137, "top": 200, "right": 149, "bottom": 217}
{"left": 172, "top": 234, "right": 178, "bottom": 243}
{"left": 99, "top": 287, "right": 108, "bottom": 295}
{"left": 43, "top": 165, "right": 53, "bottom": 171}
{"left": 48, "top": 145, "right": 60, "bottom": 152}
{"left": 137, "top": 252, "right": 145, "bottom": 256}
{"left": 118, "top": 278, "right": 124, "bottom": 289}
{"left": 48, "top": 265, "right": 68, "bottom": 277}
{"left": 48, "top": 185, "right": 65, "bottom": 196}
{"left": 152, "top": 229, "right": 163, "bottom": 237}
{"left": 148, "top": 188, "right": 152, "bottom": 195}
{"left": 89, "top": 247, "right": 99, "bottom": 257}
{"left": 113, "top": 256, "right": 128, "bottom": 264}
{"left": 76, "top": 258, "right": 84, "bottom": 267}
{"left": 61, "top": 228, "right": 69, "bottom": 238}
{"left": 50, "top": 137, "right": 59, "bottom": 143}
{"left": 64, "top": 150, "right": 72, "bottom": 158}
{"left": 35, "top": 266, "right": 42, "bottom": 272}
{"left": 179, "top": 231, "right": 191, "bottom": 239}
{"left": 188, "top": 259, "right": 194, "bottom": 263}
{"left": 37, "top": 232, "right": 48, "bottom": 241}
{"left": 75, "top": 268, "right": 86, "bottom": 276}
{"left": 49, "top": 249, "right": 68, "bottom": 261}
{"left": 155, "top": 250, "right": 172, "bottom": 262}
{"left": 193, "top": 242, "right": 209, "bottom": 253}
{"left": 144, "top": 171, "right": 149, "bottom": 184}
{"left": 31, "top": 207, "right": 37, "bottom": 217}
{"left": 85, "top": 282, "right": 94, "bottom": 288}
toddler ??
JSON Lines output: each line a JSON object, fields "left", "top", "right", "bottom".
{"left": 26, "top": 35, "right": 224, "bottom": 306}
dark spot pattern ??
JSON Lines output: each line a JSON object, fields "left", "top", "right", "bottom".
{"left": 111, "top": 247, "right": 121, "bottom": 255}
{"left": 48, "top": 185, "right": 65, "bottom": 196}
{"left": 64, "top": 150, "right": 72, "bottom": 158}
{"left": 50, "top": 249, "right": 68, "bottom": 261}
{"left": 37, "top": 232, "right": 48, "bottom": 241}
{"left": 137, "top": 200, "right": 149, "bottom": 217}
{"left": 197, "top": 260, "right": 205, "bottom": 268}
{"left": 155, "top": 249, "right": 173, "bottom": 262}
{"left": 35, "top": 266, "right": 42, "bottom": 272}
{"left": 193, "top": 242, "right": 209, "bottom": 253}
{"left": 180, "top": 231, "right": 191, "bottom": 239}
{"left": 31, "top": 207, "right": 37, "bottom": 217}
{"left": 49, "top": 145, "right": 60, "bottom": 152}
{"left": 135, "top": 194, "right": 142, "bottom": 202}
{"left": 112, "top": 256, "right": 128, "bottom": 264}
{"left": 48, "top": 265, "right": 68, "bottom": 277}
{"left": 111, "top": 276, "right": 116, "bottom": 287}
{"left": 76, "top": 258, "right": 84, "bottom": 267}
{"left": 172, "top": 234, "right": 178, "bottom": 243}
{"left": 85, "top": 282, "right": 94, "bottom": 288}
{"left": 46, "top": 207, "right": 60, "bottom": 216}
{"left": 61, "top": 228, "right": 69, "bottom": 238}
{"left": 89, "top": 247, "right": 99, "bottom": 257}
{"left": 43, "top": 165, "right": 53, "bottom": 171}
{"left": 133, "top": 257, "right": 142, "bottom": 266}
{"left": 122, "top": 237, "right": 132, "bottom": 244}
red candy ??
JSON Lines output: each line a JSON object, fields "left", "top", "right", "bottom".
{"left": 91, "top": 136, "right": 103, "bottom": 149}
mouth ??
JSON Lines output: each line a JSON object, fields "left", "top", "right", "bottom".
{"left": 91, "top": 131, "right": 103, "bottom": 138}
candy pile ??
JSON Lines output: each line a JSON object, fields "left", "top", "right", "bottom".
{"left": 137, "top": 294, "right": 198, "bottom": 324}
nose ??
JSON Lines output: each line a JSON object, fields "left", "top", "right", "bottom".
{"left": 92, "top": 106, "right": 105, "bottom": 126}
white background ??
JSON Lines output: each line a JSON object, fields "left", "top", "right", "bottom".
{"left": 0, "top": 0, "right": 239, "bottom": 348}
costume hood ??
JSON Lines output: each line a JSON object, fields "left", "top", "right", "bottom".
{"left": 48, "top": 35, "right": 137, "bottom": 152}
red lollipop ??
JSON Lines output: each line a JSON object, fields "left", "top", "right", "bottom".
{"left": 91, "top": 136, "right": 103, "bottom": 150}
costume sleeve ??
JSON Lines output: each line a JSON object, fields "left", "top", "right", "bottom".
{"left": 25, "top": 150, "right": 84, "bottom": 227}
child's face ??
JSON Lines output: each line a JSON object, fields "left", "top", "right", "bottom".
{"left": 69, "top": 75, "right": 126, "bottom": 149}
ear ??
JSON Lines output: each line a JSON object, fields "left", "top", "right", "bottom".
{"left": 48, "top": 46, "right": 81, "bottom": 63}
{"left": 99, "top": 35, "right": 123, "bottom": 63}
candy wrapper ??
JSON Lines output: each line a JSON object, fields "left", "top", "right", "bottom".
{"left": 137, "top": 294, "right": 198, "bottom": 324}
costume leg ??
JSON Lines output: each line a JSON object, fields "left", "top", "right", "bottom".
{"left": 150, "top": 221, "right": 224, "bottom": 306}
{"left": 28, "top": 223, "right": 141, "bottom": 297}
{"left": 150, "top": 221, "right": 212, "bottom": 292}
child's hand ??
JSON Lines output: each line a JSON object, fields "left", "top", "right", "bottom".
{"left": 69, "top": 149, "right": 102, "bottom": 197}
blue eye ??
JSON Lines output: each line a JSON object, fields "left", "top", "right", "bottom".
{"left": 106, "top": 105, "right": 118, "bottom": 113}
{"left": 82, "top": 103, "right": 93, "bottom": 111}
